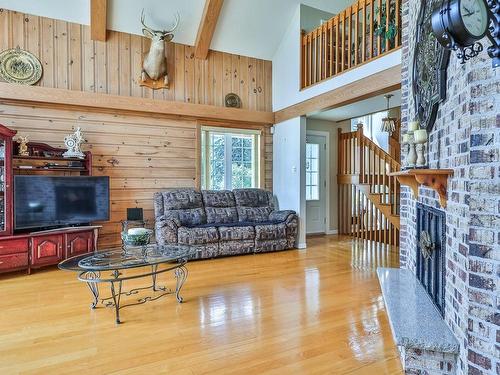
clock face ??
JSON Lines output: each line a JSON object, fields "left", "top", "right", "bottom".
{"left": 460, "top": 0, "right": 488, "bottom": 37}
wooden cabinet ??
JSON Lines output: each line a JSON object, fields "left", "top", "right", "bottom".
{"left": 31, "top": 234, "right": 64, "bottom": 268}
{"left": 0, "top": 228, "right": 98, "bottom": 274}
{"left": 0, "top": 238, "right": 29, "bottom": 255}
{"left": 0, "top": 125, "right": 17, "bottom": 237}
{"left": 0, "top": 123, "right": 100, "bottom": 274}
{"left": 0, "top": 252, "right": 28, "bottom": 272}
{"left": 65, "top": 231, "right": 93, "bottom": 258}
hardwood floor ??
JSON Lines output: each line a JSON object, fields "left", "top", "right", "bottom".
{"left": 0, "top": 235, "right": 402, "bottom": 374}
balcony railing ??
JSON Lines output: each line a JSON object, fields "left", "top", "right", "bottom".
{"left": 301, "top": 0, "right": 401, "bottom": 89}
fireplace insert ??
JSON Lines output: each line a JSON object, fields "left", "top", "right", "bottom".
{"left": 416, "top": 203, "right": 446, "bottom": 317}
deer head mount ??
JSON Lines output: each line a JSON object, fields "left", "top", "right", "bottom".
{"left": 140, "top": 9, "right": 180, "bottom": 90}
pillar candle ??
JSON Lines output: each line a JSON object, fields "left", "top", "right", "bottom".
{"left": 408, "top": 121, "right": 419, "bottom": 131}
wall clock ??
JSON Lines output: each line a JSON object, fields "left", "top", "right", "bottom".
{"left": 413, "top": 0, "right": 451, "bottom": 131}
{"left": 432, "top": 0, "right": 500, "bottom": 67}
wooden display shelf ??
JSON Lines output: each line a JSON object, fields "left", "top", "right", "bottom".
{"left": 388, "top": 169, "right": 454, "bottom": 208}
{"left": 14, "top": 167, "right": 87, "bottom": 172}
{"left": 13, "top": 155, "right": 84, "bottom": 162}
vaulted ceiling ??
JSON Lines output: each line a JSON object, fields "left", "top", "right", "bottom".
{"left": 0, "top": 0, "right": 352, "bottom": 60}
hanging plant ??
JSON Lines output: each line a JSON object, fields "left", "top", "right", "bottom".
{"left": 373, "top": 2, "right": 399, "bottom": 41}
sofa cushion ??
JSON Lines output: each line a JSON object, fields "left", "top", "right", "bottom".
{"left": 255, "top": 222, "right": 287, "bottom": 241}
{"left": 157, "top": 189, "right": 207, "bottom": 226}
{"left": 162, "top": 189, "right": 203, "bottom": 210}
{"left": 218, "top": 225, "right": 255, "bottom": 241}
{"left": 233, "top": 189, "right": 274, "bottom": 223}
{"left": 178, "top": 226, "right": 218, "bottom": 245}
{"left": 202, "top": 190, "right": 238, "bottom": 224}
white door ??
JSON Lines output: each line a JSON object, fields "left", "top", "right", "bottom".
{"left": 305, "top": 134, "right": 327, "bottom": 234}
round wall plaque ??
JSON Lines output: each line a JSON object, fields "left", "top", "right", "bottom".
{"left": 225, "top": 93, "right": 242, "bottom": 108}
{"left": 0, "top": 47, "right": 43, "bottom": 85}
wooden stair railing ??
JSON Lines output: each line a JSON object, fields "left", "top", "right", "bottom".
{"left": 301, "top": 0, "right": 402, "bottom": 89}
{"left": 337, "top": 125, "right": 400, "bottom": 246}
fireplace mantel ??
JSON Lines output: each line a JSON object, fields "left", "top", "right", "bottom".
{"left": 388, "top": 169, "right": 454, "bottom": 208}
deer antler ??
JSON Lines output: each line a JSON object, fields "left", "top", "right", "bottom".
{"left": 140, "top": 9, "right": 157, "bottom": 34}
{"left": 163, "top": 12, "right": 180, "bottom": 34}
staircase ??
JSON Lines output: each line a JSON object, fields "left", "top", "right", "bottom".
{"left": 337, "top": 125, "right": 400, "bottom": 246}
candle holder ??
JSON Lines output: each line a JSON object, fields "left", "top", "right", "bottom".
{"left": 402, "top": 131, "right": 417, "bottom": 169}
{"left": 413, "top": 129, "right": 428, "bottom": 168}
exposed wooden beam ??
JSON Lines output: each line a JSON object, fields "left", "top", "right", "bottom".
{"left": 194, "top": 0, "right": 224, "bottom": 59}
{"left": 0, "top": 82, "right": 274, "bottom": 125}
{"left": 90, "top": 0, "right": 107, "bottom": 41}
{"left": 274, "top": 65, "right": 401, "bottom": 124}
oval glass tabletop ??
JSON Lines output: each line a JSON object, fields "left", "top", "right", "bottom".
{"left": 59, "top": 245, "right": 195, "bottom": 272}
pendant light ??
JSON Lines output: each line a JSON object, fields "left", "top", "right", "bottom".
{"left": 380, "top": 94, "right": 397, "bottom": 135}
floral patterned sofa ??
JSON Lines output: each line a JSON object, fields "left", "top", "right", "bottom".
{"left": 154, "top": 188, "right": 298, "bottom": 259}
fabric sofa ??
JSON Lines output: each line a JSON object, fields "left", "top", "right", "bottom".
{"left": 154, "top": 188, "right": 298, "bottom": 259}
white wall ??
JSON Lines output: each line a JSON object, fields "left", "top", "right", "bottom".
{"left": 273, "top": 116, "right": 306, "bottom": 248}
{"left": 300, "top": 4, "right": 333, "bottom": 33}
{"left": 272, "top": 4, "right": 402, "bottom": 112}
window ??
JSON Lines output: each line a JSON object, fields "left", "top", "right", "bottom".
{"left": 352, "top": 111, "right": 389, "bottom": 152}
{"left": 201, "top": 127, "right": 261, "bottom": 190}
{"left": 305, "top": 143, "right": 319, "bottom": 200}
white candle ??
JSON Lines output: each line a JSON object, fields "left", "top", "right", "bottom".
{"left": 414, "top": 129, "right": 428, "bottom": 144}
{"left": 408, "top": 121, "right": 419, "bottom": 131}
{"left": 128, "top": 227, "right": 148, "bottom": 235}
{"left": 402, "top": 133, "right": 410, "bottom": 143}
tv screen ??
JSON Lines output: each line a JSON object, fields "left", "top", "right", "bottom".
{"left": 14, "top": 176, "right": 110, "bottom": 230}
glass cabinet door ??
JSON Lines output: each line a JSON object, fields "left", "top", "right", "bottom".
{"left": 0, "top": 138, "right": 5, "bottom": 233}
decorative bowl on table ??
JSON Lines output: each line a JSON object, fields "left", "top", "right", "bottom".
{"left": 121, "top": 228, "right": 153, "bottom": 247}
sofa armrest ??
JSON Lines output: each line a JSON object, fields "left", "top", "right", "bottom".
{"left": 269, "top": 210, "right": 296, "bottom": 223}
{"left": 155, "top": 217, "right": 181, "bottom": 245}
{"left": 270, "top": 210, "right": 298, "bottom": 248}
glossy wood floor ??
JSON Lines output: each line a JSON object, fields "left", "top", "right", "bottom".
{"left": 0, "top": 235, "right": 402, "bottom": 374}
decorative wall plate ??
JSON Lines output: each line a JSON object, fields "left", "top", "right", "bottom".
{"left": 412, "top": 0, "right": 450, "bottom": 131}
{"left": 0, "top": 47, "right": 42, "bottom": 85}
{"left": 225, "top": 93, "right": 242, "bottom": 108}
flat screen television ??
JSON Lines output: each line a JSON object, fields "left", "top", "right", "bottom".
{"left": 14, "top": 176, "right": 110, "bottom": 231}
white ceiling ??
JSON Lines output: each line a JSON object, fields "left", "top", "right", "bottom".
{"left": 308, "top": 89, "right": 401, "bottom": 122}
{"left": 0, "top": 0, "right": 352, "bottom": 60}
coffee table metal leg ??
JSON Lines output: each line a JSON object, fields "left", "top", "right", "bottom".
{"left": 86, "top": 271, "right": 100, "bottom": 309}
{"left": 174, "top": 265, "right": 188, "bottom": 303}
{"left": 110, "top": 280, "right": 123, "bottom": 324}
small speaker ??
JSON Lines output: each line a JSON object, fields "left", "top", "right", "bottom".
{"left": 127, "top": 208, "right": 143, "bottom": 221}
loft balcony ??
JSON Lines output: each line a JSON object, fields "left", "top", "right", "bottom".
{"left": 300, "top": 0, "right": 402, "bottom": 89}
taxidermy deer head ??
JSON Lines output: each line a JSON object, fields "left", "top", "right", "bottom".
{"left": 140, "top": 9, "right": 179, "bottom": 87}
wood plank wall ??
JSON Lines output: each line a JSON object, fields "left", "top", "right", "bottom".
{"left": 0, "top": 103, "right": 274, "bottom": 248}
{"left": 0, "top": 9, "right": 272, "bottom": 112}
{"left": 0, "top": 9, "right": 274, "bottom": 248}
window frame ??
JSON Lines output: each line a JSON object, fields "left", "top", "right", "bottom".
{"left": 200, "top": 126, "right": 262, "bottom": 191}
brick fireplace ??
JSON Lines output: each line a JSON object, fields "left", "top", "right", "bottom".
{"left": 399, "top": 1, "right": 499, "bottom": 374}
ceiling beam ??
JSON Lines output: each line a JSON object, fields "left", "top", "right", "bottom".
{"left": 274, "top": 65, "right": 402, "bottom": 123}
{"left": 194, "top": 0, "right": 224, "bottom": 59}
{"left": 90, "top": 0, "right": 107, "bottom": 41}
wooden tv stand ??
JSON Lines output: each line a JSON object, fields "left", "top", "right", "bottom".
{"left": 0, "top": 123, "right": 102, "bottom": 274}
{"left": 0, "top": 226, "right": 101, "bottom": 274}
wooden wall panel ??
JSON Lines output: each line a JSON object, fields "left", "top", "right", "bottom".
{"left": 0, "top": 9, "right": 272, "bottom": 112}
{"left": 0, "top": 103, "right": 273, "bottom": 248}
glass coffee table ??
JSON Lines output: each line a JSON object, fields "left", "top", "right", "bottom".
{"left": 59, "top": 245, "right": 197, "bottom": 324}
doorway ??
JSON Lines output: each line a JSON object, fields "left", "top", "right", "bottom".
{"left": 305, "top": 132, "right": 329, "bottom": 234}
